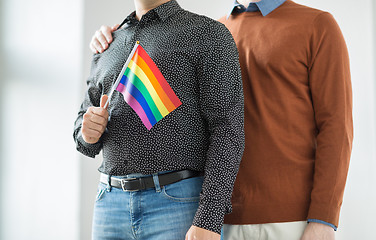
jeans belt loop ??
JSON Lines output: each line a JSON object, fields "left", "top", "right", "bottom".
{"left": 152, "top": 173, "right": 161, "bottom": 192}
{"left": 106, "top": 174, "right": 112, "bottom": 192}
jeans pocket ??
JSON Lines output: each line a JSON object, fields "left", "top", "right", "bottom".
{"left": 161, "top": 176, "right": 203, "bottom": 202}
{"left": 95, "top": 183, "right": 107, "bottom": 202}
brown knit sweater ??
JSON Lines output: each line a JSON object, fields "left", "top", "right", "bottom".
{"left": 218, "top": 0, "right": 353, "bottom": 227}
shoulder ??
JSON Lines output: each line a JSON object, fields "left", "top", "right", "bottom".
{"left": 312, "top": 12, "right": 339, "bottom": 30}
{"left": 173, "top": 10, "right": 234, "bottom": 43}
{"left": 177, "top": 10, "right": 230, "bottom": 32}
{"left": 277, "top": 1, "right": 335, "bottom": 24}
{"left": 275, "top": 1, "right": 342, "bottom": 36}
{"left": 282, "top": 1, "right": 326, "bottom": 15}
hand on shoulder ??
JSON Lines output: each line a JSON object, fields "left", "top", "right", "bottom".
{"left": 89, "top": 24, "right": 118, "bottom": 53}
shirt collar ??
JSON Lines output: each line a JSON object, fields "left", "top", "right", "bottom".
{"left": 227, "top": 0, "right": 286, "bottom": 19}
{"left": 151, "top": 0, "right": 183, "bottom": 22}
{"left": 123, "top": 0, "right": 183, "bottom": 25}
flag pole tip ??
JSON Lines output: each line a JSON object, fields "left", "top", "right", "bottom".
{"left": 136, "top": 41, "right": 140, "bottom": 44}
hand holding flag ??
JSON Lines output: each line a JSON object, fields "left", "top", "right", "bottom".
{"left": 81, "top": 95, "right": 109, "bottom": 144}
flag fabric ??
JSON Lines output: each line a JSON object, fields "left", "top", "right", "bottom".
{"left": 111, "top": 42, "right": 182, "bottom": 130}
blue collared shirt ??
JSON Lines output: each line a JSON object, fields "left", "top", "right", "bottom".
{"left": 227, "top": 0, "right": 286, "bottom": 18}
{"left": 226, "top": 0, "right": 338, "bottom": 232}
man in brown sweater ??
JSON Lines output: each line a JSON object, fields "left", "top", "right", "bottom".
{"left": 89, "top": 0, "right": 353, "bottom": 239}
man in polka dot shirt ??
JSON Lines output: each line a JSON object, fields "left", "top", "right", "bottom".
{"left": 75, "top": 0, "right": 245, "bottom": 239}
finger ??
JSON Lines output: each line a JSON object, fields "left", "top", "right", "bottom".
{"left": 88, "top": 113, "right": 108, "bottom": 126}
{"left": 91, "top": 36, "right": 104, "bottom": 53}
{"left": 100, "top": 25, "right": 113, "bottom": 44}
{"left": 83, "top": 136, "right": 98, "bottom": 144}
{"left": 112, "top": 24, "right": 120, "bottom": 31}
{"left": 82, "top": 125, "right": 102, "bottom": 139}
{"left": 82, "top": 134, "right": 98, "bottom": 144}
{"left": 89, "top": 41, "right": 99, "bottom": 54}
{"left": 97, "top": 32, "right": 109, "bottom": 49}
{"left": 87, "top": 121, "right": 106, "bottom": 134}
{"left": 83, "top": 115, "right": 106, "bottom": 132}
{"left": 86, "top": 105, "right": 108, "bottom": 120}
{"left": 100, "top": 95, "right": 109, "bottom": 109}
{"left": 90, "top": 108, "right": 109, "bottom": 120}
{"left": 95, "top": 30, "right": 108, "bottom": 50}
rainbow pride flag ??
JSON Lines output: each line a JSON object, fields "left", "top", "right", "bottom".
{"left": 108, "top": 42, "right": 182, "bottom": 130}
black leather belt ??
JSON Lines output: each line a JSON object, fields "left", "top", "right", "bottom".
{"left": 100, "top": 170, "right": 203, "bottom": 192}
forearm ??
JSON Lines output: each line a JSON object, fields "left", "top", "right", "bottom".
{"left": 73, "top": 55, "right": 105, "bottom": 157}
{"left": 193, "top": 116, "right": 244, "bottom": 233}
{"left": 192, "top": 121, "right": 244, "bottom": 233}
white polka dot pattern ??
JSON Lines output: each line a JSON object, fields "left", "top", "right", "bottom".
{"left": 73, "top": 0, "right": 245, "bottom": 234}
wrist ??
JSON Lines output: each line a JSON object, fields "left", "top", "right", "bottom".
{"left": 307, "top": 219, "right": 337, "bottom": 231}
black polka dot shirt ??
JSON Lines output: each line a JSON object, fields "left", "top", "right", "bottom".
{"left": 73, "top": 0, "right": 244, "bottom": 234}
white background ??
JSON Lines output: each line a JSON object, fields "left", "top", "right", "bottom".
{"left": 0, "top": 0, "right": 375, "bottom": 239}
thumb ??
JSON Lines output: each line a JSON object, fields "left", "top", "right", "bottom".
{"left": 100, "top": 95, "right": 109, "bottom": 109}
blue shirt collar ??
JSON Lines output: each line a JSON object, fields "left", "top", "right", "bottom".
{"left": 227, "top": 0, "right": 286, "bottom": 19}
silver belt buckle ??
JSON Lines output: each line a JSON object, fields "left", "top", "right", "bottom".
{"left": 120, "top": 178, "right": 137, "bottom": 192}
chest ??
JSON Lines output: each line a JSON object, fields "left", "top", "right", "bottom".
{"left": 225, "top": 16, "right": 311, "bottom": 73}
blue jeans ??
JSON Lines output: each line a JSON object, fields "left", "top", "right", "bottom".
{"left": 92, "top": 172, "right": 204, "bottom": 240}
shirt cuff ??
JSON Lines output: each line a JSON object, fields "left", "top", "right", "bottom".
{"left": 192, "top": 199, "right": 229, "bottom": 234}
{"left": 75, "top": 133, "right": 102, "bottom": 158}
{"left": 307, "top": 219, "right": 337, "bottom": 231}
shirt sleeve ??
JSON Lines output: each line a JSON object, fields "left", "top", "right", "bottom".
{"left": 307, "top": 219, "right": 337, "bottom": 231}
{"left": 73, "top": 54, "right": 104, "bottom": 158}
{"left": 191, "top": 22, "right": 245, "bottom": 234}
{"left": 307, "top": 12, "right": 353, "bottom": 227}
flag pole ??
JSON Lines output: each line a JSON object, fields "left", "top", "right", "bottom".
{"left": 103, "top": 41, "right": 140, "bottom": 109}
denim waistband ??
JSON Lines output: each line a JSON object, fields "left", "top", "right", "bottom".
{"left": 111, "top": 170, "right": 175, "bottom": 179}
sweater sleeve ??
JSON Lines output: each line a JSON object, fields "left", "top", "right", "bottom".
{"left": 307, "top": 12, "right": 353, "bottom": 227}
{"left": 73, "top": 54, "right": 104, "bottom": 158}
{"left": 191, "top": 23, "right": 245, "bottom": 234}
